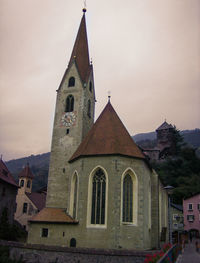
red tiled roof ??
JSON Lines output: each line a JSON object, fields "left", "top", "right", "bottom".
{"left": 0, "top": 160, "right": 18, "bottom": 187}
{"left": 156, "top": 121, "right": 173, "bottom": 131}
{"left": 18, "top": 164, "right": 34, "bottom": 179}
{"left": 69, "top": 101, "right": 145, "bottom": 162}
{"left": 26, "top": 192, "right": 46, "bottom": 211}
{"left": 68, "top": 12, "right": 91, "bottom": 83}
{"left": 29, "top": 207, "right": 78, "bottom": 224}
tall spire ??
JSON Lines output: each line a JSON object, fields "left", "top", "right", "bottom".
{"left": 69, "top": 9, "right": 91, "bottom": 83}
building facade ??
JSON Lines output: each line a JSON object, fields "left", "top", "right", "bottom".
{"left": 0, "top": 159, "right": 18, "bottom": 224}
{"left": 170, "top": 203, "right": 184, "bottom": 243}
{"left": 15, "top": 164, "right": 46, "bottom": 230}
{"left": 183, "top": 193, "right": 200, "bottom": 238}
{"left": 28, "top": 9, "right": 169, "bottom": 250}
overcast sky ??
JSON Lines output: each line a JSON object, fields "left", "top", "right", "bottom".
{"left": 1, "top": 0, "right": 200, "bottom": 161}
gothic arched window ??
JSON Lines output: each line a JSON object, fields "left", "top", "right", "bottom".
{"left": 122, "top": 174, "right": 133, "bottom": 223}
{"left": 20, "top": 179, "right": 24, "bottom": 187}
{"left": 27, "top": 180, "right": 31, "bottom": 188}
{"left": 72, "top": 173, "right": 78, "bottom": 219}
{"left": 91, "top": 169, "right": 106, "bottom": 225}
{"left": 89, "top": 81, "right": 92, "bottom": 92}
{"left": 68, "top": 77, "right": 75, "bottom": 87}
{"left": 65, "top": 95, "right": 74, "bottom": 112}
{"left": 87, "top": 100, "right": 91, "bottom": 118}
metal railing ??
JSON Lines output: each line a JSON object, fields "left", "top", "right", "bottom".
{"left": 157, "top": 244, "right": 181, "bottom": 263}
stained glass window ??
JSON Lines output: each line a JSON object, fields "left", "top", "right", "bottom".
{"left": 123, "top": 174, "right": 133, "bottom": 223}
{"left": 91, "top": 169, "right": 106, "bottom": 224}
{"left": 73, "top": 174, "right": 78, "bottom": 219}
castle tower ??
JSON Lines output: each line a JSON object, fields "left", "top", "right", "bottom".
{"left": 156, "top": 121, "right": 174, "bottom": 152}
{"left": 46, "top": 9, "right": 95, "bottom": 209}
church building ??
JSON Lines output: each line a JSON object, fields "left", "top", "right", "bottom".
{"left": 28, "top": 9, "right": 168, "bottom": 250}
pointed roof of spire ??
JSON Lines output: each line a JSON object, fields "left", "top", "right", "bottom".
{"left": 68, "top": 10, "right": 91, "bottom": 83}
{"left": 18, "top": 163, "right": 34, "bottom": 179}
{"left": 69, "top": 101, "right": 145, "bottom": 162}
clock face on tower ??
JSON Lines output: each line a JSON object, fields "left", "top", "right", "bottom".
{"left": 61, "top": 112, "right": 76, "bottom": 127}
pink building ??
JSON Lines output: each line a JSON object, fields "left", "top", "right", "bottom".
{"left": 183, "top": 193, "right": 200, "bottom": 238}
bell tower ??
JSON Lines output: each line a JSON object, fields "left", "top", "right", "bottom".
{"left": 46, "top": 9, "right": 95, "bottom": 209}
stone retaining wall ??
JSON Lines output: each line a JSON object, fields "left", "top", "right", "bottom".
{"left": 0, "top": 240, "right": 152, "bottom": 263}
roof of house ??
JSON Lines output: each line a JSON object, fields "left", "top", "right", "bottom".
{"left": 156, "top": 121, "right": 173, "bottom": 131}
{"left": 171, "top": 203, "right": 183, "bottom": 211}
{"left": 183, "top": 192, "right": 200, "bottom": 200}
{"left": 0, "top": 159, "right": 18, "bottom": 188}
{"left": 69, "top": 101, "right": 145, "bottom": 162}
{"left": 29, "top": 207, "right": 78, "bottom": 224}
{"left": 69, "top": 10, "right": 91, "bottom": 83}
{"left": 26, "top": 192, "right": 46, "bottom": 211}
{"left": 18, "top": 163, "right": 34, "bottom": 179}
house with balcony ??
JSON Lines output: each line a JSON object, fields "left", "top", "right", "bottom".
{"left": 171, "top": 203, "right": 184, "bottom": 243}
{"left": 183, "top": 193, "right": 200, "bottom": 238}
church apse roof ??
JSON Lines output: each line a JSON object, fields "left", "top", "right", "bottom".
{"left": 69, "top": 101, "right": 145, "bottom": 162}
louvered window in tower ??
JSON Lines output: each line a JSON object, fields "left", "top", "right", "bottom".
{"left": 87, "top": 100, "right": 91, "bottom": 118}
{"left": 68, "top": 77, "right": 75, "bottom": 87}
{"left": 65, "top": 95, "right": 74, "bottom": 112}
{"left": 89, "top": 81, "right": 92, "bottom": 92}
{"left": 123, "top": 174, "right": 133, "bottom": 223}
{"left": 91, "top": 169, "right": 106, "bottom": 224}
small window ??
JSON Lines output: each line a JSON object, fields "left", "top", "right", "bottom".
{"left": 188, "top": 203, "right": 193, "bottom": 211}
{"left": 23, "top": 203, "right": 28, "bottom": 213}
{"left": 173, "top": 214, "right": 178, "bottom": 220}
{"left": 197, "top": 204, "right": 200, "bottom": 210}
{"left": 187, "top": 215, "right": 194, "bottom": 222}
{"left": 27, "top": 180, "right": 31, "bottom": 188}
{"left": 42, "top": 228, "right": 48, "bottom": 237}
{"left": 89, "top": 81, "right": 92, "bottom": 92}
{"left": 63, "top": 232, "right": 65, "bottom": 237}
{"left": 20, "top": 179, "right": 24, "bottom": 187}
{"left": 63, "top": 168, "right": 65, "bottom": 173}
{"left": 65, "top": 95, "right": 74, "bottom": 112}
{"left": 173, "top": 223, "right": 178, "bottom": 229}
{"left": 66, "top": 129, "right": 70, "bottom": 135}
{"left": 70, "top": 238, "right": 76, "bottom": 247}
{"left": 68, "top": 77, "right": 75, "bottom": 87}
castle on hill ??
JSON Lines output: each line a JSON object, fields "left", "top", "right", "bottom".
{"left": 27, "top": 8, "right": 168, "bottom": 250}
